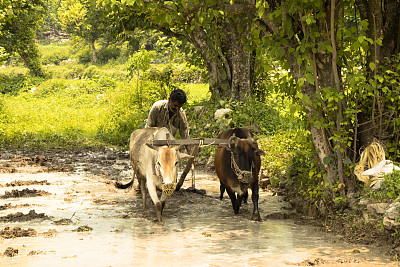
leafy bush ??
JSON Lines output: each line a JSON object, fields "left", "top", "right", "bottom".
{"left": 96, "top": 80, "right": 161, "bottom": 147}
{"left": 97, "top": 46, "right": 121, "bottom": 64}
{"left": 283, "top": 148, "right": 336, "bottom": 215}
{"left": 33, "top": 78, "right": 68, "bottom": 97}
{"left": 45, "top": 64, "right": 85, "bottom": 79}
{"left": 77, "top": 46, "right": 121, "bottom": 65}
{"left": 41, "top": 46, "right": 71, "bottom": 65}
{"left": 0, "top": 72, "right": 32, "bottom": 94}
{"left": 259, "top": 130, "right": 308, "bottom": 180}
{"left": 187, "top": 97, "right": 301, "bottom": 139}
{"left": 362, "top": 169, "right": 400, "bottom": 202}
{"left": 381, "top": 169, "right": 400, "bottom": 199}
{"left": 77, "top": 47, "right": 92, "bottom": 64}
{"left": 173, "top": 63, "right": 205, "bottom": 83}
{"left": 83, "top": 65, "right": 101, "bottom": 79}
{"left": 0, "top": 95, "right": 10, "bottom": 123}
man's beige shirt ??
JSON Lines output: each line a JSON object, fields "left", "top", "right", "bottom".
{"left": 145, "top": 100, "right": 189, "bottom": 139}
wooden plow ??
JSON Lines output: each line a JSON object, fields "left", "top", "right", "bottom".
{"left": 147, "top": 137, "right": 231, "bottom": 191}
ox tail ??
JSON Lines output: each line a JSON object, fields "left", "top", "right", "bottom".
{"left": 115, "top": 178, "right": 134, "bottom": 190}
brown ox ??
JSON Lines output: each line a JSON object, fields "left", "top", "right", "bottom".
{"left": 214, "top": 128, "right": 265, "bottom": 221}
{"left": 115, "top": 127, "right": 192, "bottom": 222}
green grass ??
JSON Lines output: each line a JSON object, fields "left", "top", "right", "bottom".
{"left": 185, "top": 83, "right": 210, "bottom": 103}
{"left": 0, "top": 90, "right": 105, "bottom": 149}
{"left": 0, "top": 69, "right": 210, "bottom": 149}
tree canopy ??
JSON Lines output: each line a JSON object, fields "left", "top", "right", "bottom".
{"left": 58, "top": 0, "right": 125, "bottom": 63}
{"left": 105, "top": 0, "right": 400, "bottom": 206}
{"left": 0, "top": 0, "right": 46, "bottom": 76}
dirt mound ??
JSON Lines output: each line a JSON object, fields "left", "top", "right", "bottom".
{"left": 53, "top": 218, "right": 74, "bottom": 225}
{"left": 73, "top": 225, "right": 93, "bottom": 232}
{"left": 3, "top": 247, "right": 18, "bottom": 257}
{"left": 0, "top": 203, "right": 31, "bottom": 210}
{"left": 40, "top": 229, "right": 57, "bottom": 238}
{"left": 3, "top": 180, "right": 50, "bottom": 187}
{"left": 28, "top": 250, "right": 46, "bottom": 256}
{"left": 0, "top": 148, "right": 130, "bottom": 179}
{"left": 0, "top": 210, "right": 52, "bottom": 222}
{"left": 0, "top": 227, "right": 37, "bottom": 239}
{"left": 297, "top": 257, "right": 367, "bottom": 266}
{"left": 0, "top": 153, "right": 74, "bottom": 174}
{"left": 1, "top": 188, "right": 51, "bottom": 198}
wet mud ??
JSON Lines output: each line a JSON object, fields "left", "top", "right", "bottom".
{"left": 0, "top": 150, "right": 398, "bottom": 266}
{"left": 1, "top": 188, "right": 51, "bottom": 199}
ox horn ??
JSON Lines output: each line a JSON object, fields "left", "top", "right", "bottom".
{"left": 228, "top": 134, "right": 238, "bottom": 148}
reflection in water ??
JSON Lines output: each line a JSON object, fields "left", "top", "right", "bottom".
{"left": 0, "top": 172, "right": 395, "bottom": 267}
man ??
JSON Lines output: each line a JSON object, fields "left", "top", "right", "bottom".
{"left": 145, "top": 89, "right": 191, "bottom": 153}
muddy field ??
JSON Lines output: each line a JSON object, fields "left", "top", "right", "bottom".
{"left": 0, "top": 149, "right": 398, "bottom": 266}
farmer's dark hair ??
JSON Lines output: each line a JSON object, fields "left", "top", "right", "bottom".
{"left": 169, "top": 89, "right": 187, "bottom": 105}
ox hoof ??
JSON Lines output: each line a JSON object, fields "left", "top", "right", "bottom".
{"left": 153, "top": 218, "right": 165, "bottom": 225}
{"left": 251, "top": 213, "right": 261, "bottom": 221}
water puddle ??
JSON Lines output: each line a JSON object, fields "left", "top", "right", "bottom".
{"left": 0, "top": 170, "right": 397, "bottom": 266}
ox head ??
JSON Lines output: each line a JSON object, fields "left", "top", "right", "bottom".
{"left": 147, "top": 144, "right": 193, "bottom": 196}
{"left": 226, "top": 135, "right": 266, "bottom": 183}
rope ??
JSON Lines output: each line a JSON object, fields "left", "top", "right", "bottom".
{"left": 229, "top": 149, "right": 253, "bottom": 184}
{"left": 354, "top": 139, "right": 386, "bottom": 187}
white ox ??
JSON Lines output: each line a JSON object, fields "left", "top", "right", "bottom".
{"left": 116, "top": 127, "right": 192, "bottom": 222}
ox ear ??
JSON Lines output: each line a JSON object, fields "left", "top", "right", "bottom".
{"left": 255, "top": 148, "right": 266, "bottom": 157}
{"left": 178, "top": 151, "right": 194, "bottom": 159}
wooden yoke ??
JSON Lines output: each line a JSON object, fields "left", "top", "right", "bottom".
{"left": 146, "top": 138, "right": 231, "bottom": 191}
{"left": 147, "top": 138, "right": 230, "bottom": 147}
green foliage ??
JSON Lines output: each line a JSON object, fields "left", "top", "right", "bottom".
{"left": 127, "top": 48, "right": 155, "bottom": 80}
{"left": 172, "top": 63, "right": 206, "bottom": 83}
{"left": 77, "top": 45, "right": 122, "bottom": 65}
{"left": 154, "top": 36, "right": 192, "bottom": 64}
{"left": 39, "top": 0, "right": 63, "bottom": 34}
{"left": 40, "top": 43, "right": 72, "bottom": 65}
{"left": 144, "top": 63, "right": 206, "bottom": 94}
{"left": 362, "top": 169, "right": 400, "bottom": 202}
{"left": 76, "top": 46, "right": 93, "bottom": 64}
{"left": 185, "top": 83, "right": 210, "bottom": 104}
{"left": 83, "top": 65, "right": 101, "bottom": 78}
{"left": 0, "top": 95, "right": 10, "bottom": 123}
{"left": 0, "top": 47, "right": 8, "bottom": 66}
{"left": 284, "top": 148, "right": 343, "bottom": 214}
{"left": 0, "top": 72, "right": 33, "bottom": 95}
{"left": 126, "top": 48, "right": 156, "bottom": 107}
{"left": 382, "top": 169, "right": 400, "bottom": 199}
{"left": 0, "top": 0, "right": 46, "bottom": 76}
{"left": 58, "top": 0, "right": 124, "bottom": 63}
{"left": 96, "top": 80, "right": 161, "bottom": 147}
{"left": 0, "top": 73, "right": 119, "bottom": 149}
{"left": 187, "top": 95, "right": 301, "bottom": 142}
{"left": 259, "top": 130, "right": 308, "bottom": 180}
{"left": 33, "top": 78, "right": 68, "bottom": 97}
{"left": 97, "top": 46, "right": 121, "bottom": 64}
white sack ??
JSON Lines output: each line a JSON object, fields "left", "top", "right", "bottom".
{"left": 362, "top": 159, "right": 400, "bottom": 177}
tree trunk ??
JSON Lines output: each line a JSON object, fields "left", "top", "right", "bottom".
{"left": 187, "top": 17, "right": 254, "bottom": 101}
{"left": 90, "top": 41, "right": 97, "bottom": 64}
{"left": 224, "top": 17, "right": 254, "bottom": 101}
